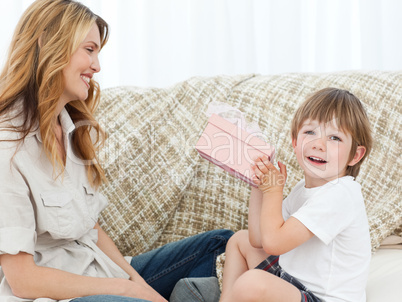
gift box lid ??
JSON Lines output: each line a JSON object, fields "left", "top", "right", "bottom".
{"left": 200, "top": 113, "right": 275, "bottom": 158}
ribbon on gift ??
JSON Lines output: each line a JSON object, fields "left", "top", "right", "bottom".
{"left": 205, "top": 101, "right": 266, "bottom": 142}
{"left": 197, "top": 101, "right": 276, "bottom": 187}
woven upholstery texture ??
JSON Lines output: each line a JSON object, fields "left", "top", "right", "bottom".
{"left": 97, "top": 71, "right": 401, "bottom": 256}
{"left": 96, "top": 75, "right": 254, "bottom": 255}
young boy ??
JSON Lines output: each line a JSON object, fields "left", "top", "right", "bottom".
{"left": 220, "top": 88, "right": 373, "bottom": 302}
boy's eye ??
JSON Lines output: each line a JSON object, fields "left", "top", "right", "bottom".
{"left": 330, "top": 135, "right": 342, "bottom": 142}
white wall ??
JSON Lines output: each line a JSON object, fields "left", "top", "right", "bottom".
{"left": 1, "top": 0, "right": 401, "bottom": 89}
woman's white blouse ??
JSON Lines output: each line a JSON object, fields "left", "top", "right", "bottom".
{"left": 0, "top": 108, "right": 129, "bottom": 302}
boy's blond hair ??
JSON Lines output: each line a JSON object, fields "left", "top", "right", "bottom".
{"left": 291, "top": 88, "right": 373, "bottom": 178}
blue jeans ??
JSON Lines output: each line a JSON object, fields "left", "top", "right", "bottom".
{"left": 71, "top": 296, "right": 147, "bottom": 302}
{"left": 72, "top": 229, "right": 233, "bottom": 302}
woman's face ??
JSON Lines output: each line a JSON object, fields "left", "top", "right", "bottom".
{"left": 60, "top": 23, "right": 101, "bottom": 107}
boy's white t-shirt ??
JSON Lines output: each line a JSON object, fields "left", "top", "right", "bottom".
{"left": 280, "top": 176, "right": 371, "bottom": 302}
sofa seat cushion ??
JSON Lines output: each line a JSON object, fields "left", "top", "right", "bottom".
{"left": 366, "top": 248, "right": 402, "bottom": 302}
{"left": 216, "top": 249, "right": 402, "bottom": 301}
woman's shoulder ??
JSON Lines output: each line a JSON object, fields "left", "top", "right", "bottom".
{"left": 0, "top": 123, "right": 38, "bottom": 162}
{"left": 0, "top": 102, "right": 39, "bottom": 141}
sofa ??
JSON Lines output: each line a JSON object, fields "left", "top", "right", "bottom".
{"left": 95, "top": 70, "right": 402, "bottom": 301}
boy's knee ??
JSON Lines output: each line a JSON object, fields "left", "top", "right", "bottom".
{"left": 227, "top": 230, "right": 249, "bottom": 248}
{"left": 232, "top": 229, "right": 248, "bottom": 241}
{"left": 232, "top": 270, "right": 268, "bottom": 301}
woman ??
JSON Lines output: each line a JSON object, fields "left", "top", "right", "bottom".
{"left": 0, "top": 1, "right": 232, "bottom": 301}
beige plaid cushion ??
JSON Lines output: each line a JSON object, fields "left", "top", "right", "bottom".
{"left": 98, "top": 71, "right": 401, "bottom": 256}
{"left": 96, "top": 75, "right": 253, "bottom": 255}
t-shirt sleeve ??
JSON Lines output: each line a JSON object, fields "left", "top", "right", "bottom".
{"left": 0, "top": 146, "right": 36, "bottom": 256}
{"left": 291, "top": 185, "right": 357, "bottom": 245}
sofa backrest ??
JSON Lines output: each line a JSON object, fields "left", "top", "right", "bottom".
{"left": 97, "top": 71, "right": 401, "bottom": 256}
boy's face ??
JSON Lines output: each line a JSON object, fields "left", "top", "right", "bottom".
{"left": 292, "top": 119, "right": 363, "bottom": 188}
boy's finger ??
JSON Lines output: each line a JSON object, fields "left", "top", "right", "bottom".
{"left": 278, "top": 161, "right": 287, "bottom": 176}
{"left": 256, "top": 160, "right": 269, "bottom": 173}
{"left": 259, "top": 155, "right": 270, "bottom": 165}
{"left": 262, "top": 157, "right": 270, "bottom": 166}
{"left": 253, "top": 156, "right": 263, "bottom": 165}
{"left": 262, "top": 159, "right": 277, "bottom": 173}
{"left": 252, "top": 169, "right": 264, "bottom": 185}
{"left": 251, "top": 164, "right": 261, "bottom": 174}
{"left": 252, "top": 155, "right": 263, "bottom": 163}
{"left": 251, "top": 164, "right": 260, "bottom": 174}
{"left": 278, "top": 162, "right": 287, "bottom": 186}
{"left": 252, "top": 174, "right": 260, "bottom": 185}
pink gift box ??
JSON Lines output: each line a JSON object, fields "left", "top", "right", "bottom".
{"left": 196, "top": 114, "right": 275, "bottom": 187}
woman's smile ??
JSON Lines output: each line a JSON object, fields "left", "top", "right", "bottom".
{"left": 80, "top": 74, "right": 92, "bottom": 88}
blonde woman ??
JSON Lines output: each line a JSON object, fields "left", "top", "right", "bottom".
{"left": 0, "top": 1, "right": 233, "bottom": 302}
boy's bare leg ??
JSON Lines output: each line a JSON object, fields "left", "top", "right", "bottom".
{"left": 220, "top": 230, "right": 269, "bottom": 301}
{"left": 224, "top": 269, "right": 302, "bottom": 302}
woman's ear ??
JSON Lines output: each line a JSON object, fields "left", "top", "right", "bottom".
{"left": 38, "top": 32, "right": 45, "bottom": 48}
{"left": 38, "top": 35, "right": 43, "bottom": 48}
{"left": 348, "top": 146, "right": 366, "bottom": 166}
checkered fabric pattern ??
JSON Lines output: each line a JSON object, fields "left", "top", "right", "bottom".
{"left": 96, "top": 71, "right": 401, "bottom": 256}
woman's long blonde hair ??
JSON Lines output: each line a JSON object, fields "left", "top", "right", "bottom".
{"left": 0, "top": 0, "right": 109, "bottom": 188}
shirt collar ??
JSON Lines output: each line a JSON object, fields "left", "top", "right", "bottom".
{"left": 9, "top": 106, "right": 76, "bottom": 142}
{"left": 58, "top": 107, "right": 76, "bottom": 137}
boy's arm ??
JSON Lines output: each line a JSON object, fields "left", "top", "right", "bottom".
{"left": 253, "top": 156, "right": 314, "bottom": 255}
{"left": 247, "top": 186, "right": 263, "bottom": 247}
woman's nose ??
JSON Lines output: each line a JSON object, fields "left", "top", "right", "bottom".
{"left": 91, "top": 56, "right": 101, "bottom": 73}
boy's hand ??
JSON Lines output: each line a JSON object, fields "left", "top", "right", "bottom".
{"left": 252, "top": 156, "right": 287, "bottom": 194}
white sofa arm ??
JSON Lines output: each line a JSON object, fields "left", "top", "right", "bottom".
{"left": 366, "top": 248, "right": 402, "bottom": 301}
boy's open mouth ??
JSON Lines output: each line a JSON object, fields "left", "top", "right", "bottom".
{"left": 307, "top": 156, "right": 327, "bottom": 164}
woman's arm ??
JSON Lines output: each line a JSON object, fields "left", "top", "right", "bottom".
{"left": 94, "top": 222, "right": 141, "bottom": 281}
{"left": 93, "top": 222, "right": 165, "bottom": 300}
{"left": 0, "top": 252, "right": 165, "bottom": 301}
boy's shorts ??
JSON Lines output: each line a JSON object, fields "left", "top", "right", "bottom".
{"left": 256, "top": 255, "right": 322, "bottom": 302}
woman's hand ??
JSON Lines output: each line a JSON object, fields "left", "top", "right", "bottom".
{"left": 0, "top": 252, "right": 167, "bottom": 301}
{"left": 95, "top": 222, "right": 167, "bottom": 301}
{"left": 119, "top": 279, "right": 167, "bottom": 302}
{"left": 252, "top": 156, "right": 287, "bottom": 194}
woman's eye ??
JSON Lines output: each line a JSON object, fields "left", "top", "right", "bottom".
{"left": 305, "top": 130, "right": 315, "bottom": 135}
{"left": 86, "top": 47, "right": 94, "bottom": 53}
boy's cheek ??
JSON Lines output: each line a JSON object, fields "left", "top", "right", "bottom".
{"left": 296, "top": 133, "right": 312, "bottom": 147}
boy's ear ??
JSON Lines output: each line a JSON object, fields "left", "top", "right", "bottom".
{"left": 348, "top": 146, "right": 366, "bottom": 166}
{"left": 292, "top": 137, "right": 297, "bottom": 149}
